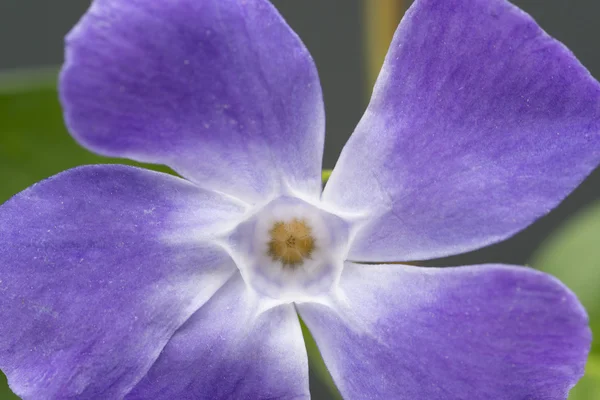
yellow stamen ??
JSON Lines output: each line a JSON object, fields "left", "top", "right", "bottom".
{"left": 267, "top": 218, "right": 315, "bottom": 267}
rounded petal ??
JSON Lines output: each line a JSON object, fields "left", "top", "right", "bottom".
{"left": 0, "top": 165, "right": 246, "bottom": 399}
{"left": 298, "top": 263, "right": 590, "bottom": 400}
{"left": 324, "top": 0, "right": 600, "bottom": 261}
{"left": 126, "top": 273, "right": 309, "bottom": 400}
{"left": 60, "top": 0, "right": 325, "bottom": 203}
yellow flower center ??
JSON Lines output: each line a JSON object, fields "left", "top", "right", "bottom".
{"left": 267, "top": 218, "right": 315, "bottom": 267}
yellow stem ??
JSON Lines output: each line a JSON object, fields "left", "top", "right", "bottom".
{"left": 364, "top": 0, "right": 405, "bottom": 93}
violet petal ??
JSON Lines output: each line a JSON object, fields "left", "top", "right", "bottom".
{"left": 298, "top": 262, "right": 591, "bottom": 400}
{"left": 0, "top": 165, "right": 245, "bottom": 399}
{"left": 324, "top": 0, "right": 600, "bottom": 261}
{"left": 60, "top": 0, "right": 325, "bottom": 203}
{"left": 126, "top": 273, "right": 309, "bottom": 399}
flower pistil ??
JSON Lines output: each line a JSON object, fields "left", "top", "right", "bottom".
{"left": 267, "top": 219, "right": 315, "bottom": 267}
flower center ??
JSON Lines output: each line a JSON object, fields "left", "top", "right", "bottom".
{"left": 227, "top": 196, "right": 349, "bottom": 302}
{"left": 267, "top": 219, "right": 315, "bottom": 267}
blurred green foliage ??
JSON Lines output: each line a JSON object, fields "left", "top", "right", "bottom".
{"left": 531, "top": 200, "right": 600, "bottom": 399}
{"left": 569, "top": 355, "right": 600, "bottom": 400}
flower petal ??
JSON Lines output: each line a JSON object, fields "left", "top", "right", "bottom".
{"left": 298, "top": 263, "right": 590, "bottom": 400}
{"left": 126, "top": 273, "right": 309, "bottom": 400}
{"left": 60, "top": 0, "right": 325, "bottom": 203}
{"left": 0, "top": 165, "right": 246, "bottom": 399}
{"left": 324, "top": 0, "right": 600, "bottom": 261}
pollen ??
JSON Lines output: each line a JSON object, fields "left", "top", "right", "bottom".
{"left": 267, "top": 218, "right": 315, "bottom": 267}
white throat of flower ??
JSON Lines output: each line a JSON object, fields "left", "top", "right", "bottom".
{"left": 226, "top": 196, "right": 349, "bottom": 304}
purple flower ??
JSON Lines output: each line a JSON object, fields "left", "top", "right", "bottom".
{"left": 1, "top": 0, "right": 599, "bottom": 398}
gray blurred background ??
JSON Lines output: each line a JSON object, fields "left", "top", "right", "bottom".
{"left": 1, "top": 1, "right": 599, "bottom": 398}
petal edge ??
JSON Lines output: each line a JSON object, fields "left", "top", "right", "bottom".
{"left": 325, "top": 0, "right": 600, "bottom": 261}
{"left": 299, "top": 262, "right": 590, "bottom": 400}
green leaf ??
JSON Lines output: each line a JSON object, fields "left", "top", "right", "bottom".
{"left": 531, "top": 201, "right": 600, "bottom": 398}
{"left": 568, "top": 355, "right": 600, "bottom": 400}
{"left": 0, "top": 371, "right": 19, "bottom": 399}
{"left": 321, "top": 169, "right": 332, "bottom": 183}
{"left": 530, "top": 201, "right": 600, "bottom": 352}
{"left": 299, "top": 318, "right": 342, "bottom": 399}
